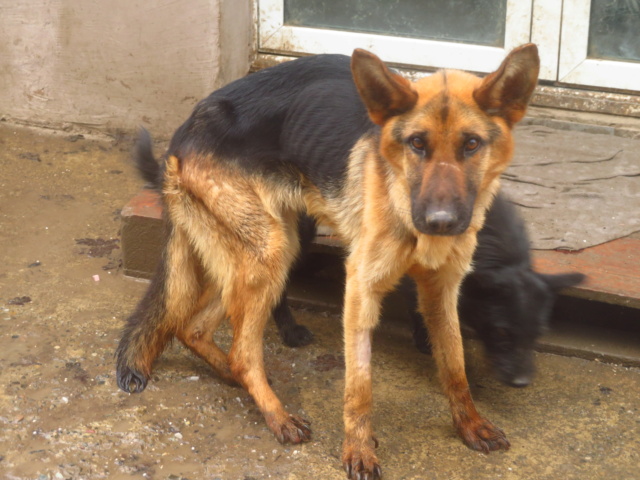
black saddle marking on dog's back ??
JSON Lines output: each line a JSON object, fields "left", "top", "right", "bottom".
{"left": 168, "top": 54, "right": 374, "bottom": 191}
{"left": 280, "top": 78, "right": 375, "bottom": 190}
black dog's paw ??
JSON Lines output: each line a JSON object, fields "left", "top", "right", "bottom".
{"left": 412, "top": 321, "right": 432, "bottom": 354}
{"left": 116, "top": 365, "right": 148, "bottom": 393}
{"left": 282, "top": 324, "right": 314, "bottom": 348}
{"left": 413, "top": 333, "right": 432, "bottom": 354}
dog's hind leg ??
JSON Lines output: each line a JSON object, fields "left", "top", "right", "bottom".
{"left": 174, "top": 161, "right": 311, "bottom": 444}
{"left": 207, "top": 226, "right": 311, "bottom": 443}
{"left": 175, "top": 285, "right": 236, "bottom": 385}
{"left": 116, "top": 222, "right": 201, "bottom": 393}
{"left": 412, "top": 265, "right": 510, "bottom": 453}
{"left": 225, "top": 271, "right": 312, "bottom": 444}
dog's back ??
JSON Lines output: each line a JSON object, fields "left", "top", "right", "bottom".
{"left": 167, "top": 55, "right": 370, "bottom": 191}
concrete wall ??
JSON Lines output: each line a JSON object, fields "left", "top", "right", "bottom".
{"left": 0, "top": 0, "right": 253, "bottom": 138}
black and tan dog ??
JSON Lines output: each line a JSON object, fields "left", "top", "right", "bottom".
{"left": 116, "top": 45, "right": 540, "bottom": 479}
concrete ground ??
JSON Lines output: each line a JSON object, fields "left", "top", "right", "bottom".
{"left": 1, "top": 123, "right": 639, "bottom": 480}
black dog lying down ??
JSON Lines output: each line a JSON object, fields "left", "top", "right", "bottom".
{"left": 274, "top": 191, "right": 585, "bottom": 387}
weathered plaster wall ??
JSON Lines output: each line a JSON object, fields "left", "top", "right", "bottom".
{"left": 0, "top": 0, "right": 253, "bottom": 138}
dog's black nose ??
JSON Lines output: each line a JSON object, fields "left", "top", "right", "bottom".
{"left": 424, "top": 210, "right": 458, "bottom": 235}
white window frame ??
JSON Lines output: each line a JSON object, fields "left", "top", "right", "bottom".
{"left": 530, "top": 0, "right": 562, "bottom": 81}
{"left": 558, "top": 0, "right": 640, "bottom": 91}
{"left": 258, "top": 0, "right": 532, "bottom": 73}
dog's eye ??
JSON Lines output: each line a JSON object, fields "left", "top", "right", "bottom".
{"left": 464, "top": 136, "right": 482, "bottom": 154}
{"left": 409, "top": 136, "right": 426, "bottom": 153}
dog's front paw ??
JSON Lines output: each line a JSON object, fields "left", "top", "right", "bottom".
{"left": 342, "top": 441, "right": 382, "bottom": 480}
{"left": 456, "top": 417, "right": 510, "bottom": 453}
{"left": 266, "top": 413, "right": 312, "bottom": 444}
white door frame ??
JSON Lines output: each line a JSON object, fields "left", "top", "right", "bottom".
{"left": 530, "top": 0, "right": 562, "bottom": 81}
{"left": 558, "top": 0, "right": 640, "bottom": 91}
{"left": 258, "top": 0, "right": 640, "bottom": 92}
{"left": 258, "top": 0, "right": 533, "bottom": 73}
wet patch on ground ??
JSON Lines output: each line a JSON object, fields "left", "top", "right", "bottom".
{"left": 75, "top": 238, "right": 120, "bottom": 257}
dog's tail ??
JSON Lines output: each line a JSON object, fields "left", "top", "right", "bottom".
{"left": 134, "top": 127, "right": 163, "bottom": 191}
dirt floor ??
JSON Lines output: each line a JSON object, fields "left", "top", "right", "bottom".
{"left": 1, "top": 123, "right": 639, "bottom": 480}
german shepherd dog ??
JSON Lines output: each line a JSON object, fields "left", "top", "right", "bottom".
{"left": 116, "top": 44, "right": 540, "bottom": 479}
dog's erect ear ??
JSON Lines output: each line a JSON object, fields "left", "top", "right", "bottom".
{"left": 538, "top": 272, "right": 586, "bottom": 293}
{"left": 473, "top": 43, "right": 540, "bottom": 126}
{"left": 351, "top": 49, "right": 418, "bottom": 125}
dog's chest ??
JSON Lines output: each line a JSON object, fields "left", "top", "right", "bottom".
{"left": 411, "top": 234, "right": 472, "bottom": 273}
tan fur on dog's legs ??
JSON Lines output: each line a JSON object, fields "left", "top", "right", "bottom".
{"left": 342, "top": 318, "right": 381, "bottom": 479}
{"left": 175, "top": 286, "right": 235, "bottom": 385}
{"left": 225, "top": 275, "right": 311, "bottom": 444}
{"left": 163, "top": 154, "right": 311, "bottom": 444}
{"left": 341, "top": 254, "right": 400, "bottom": 480}
{"left": 412, "top": 266, "right": 510, "bottom": 453}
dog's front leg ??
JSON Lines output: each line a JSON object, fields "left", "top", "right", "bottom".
{"left": 412, "top": 265, "right": 510, "bottom": 453}
{"left": 341, "top": 260, "right": 387, "bottom": 480}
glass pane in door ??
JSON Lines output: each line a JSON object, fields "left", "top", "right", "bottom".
{"left": 283, "top": 0, "right": 508, "bottom": 47}
{"left": 588, "top": 0, "right": 640, "bottom": 62}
